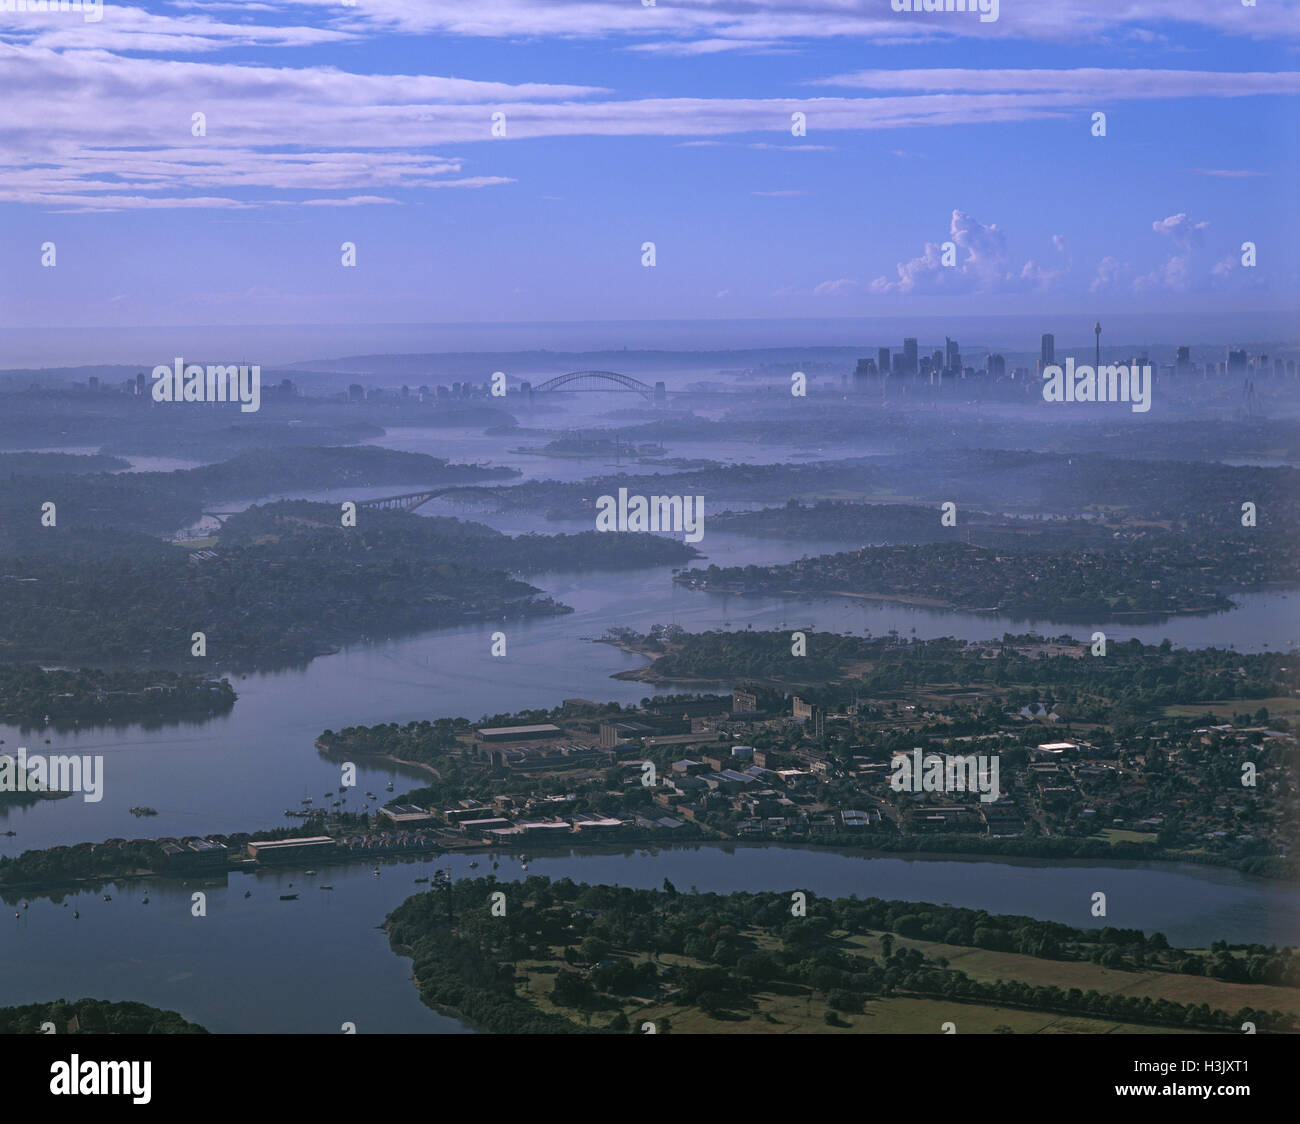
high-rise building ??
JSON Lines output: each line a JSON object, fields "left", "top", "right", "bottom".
{"left": 853, "top": 357, "right": 877, "bottom": 390}
{"left": 1041, "top": 333, "right": 1055, "bottom": 369}
{"left": 1227, "top": 348, "right": 1248, "bottom": 373}
{"left": 902, "top": 338, "right": 918, "bottom": 376}
{"left": 877, "top": 347, "right": 891, "bottom": 378}
{"left": 944, "top": 337, "right": 960, "bottom": 375}
{"left": 1175, "top": 346, "right": 1191, "bottom": 377}
{"left": 986, "top": 353, "right": 1006, "bottom": 379}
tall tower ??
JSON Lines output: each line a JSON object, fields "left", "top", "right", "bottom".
{"left": 1040, "top": 333, "right": 1055, "bottom": 370}
{"left": 1094, "top": 321, "right": 1101, "bottom": 371}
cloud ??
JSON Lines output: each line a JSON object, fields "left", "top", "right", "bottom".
{"left": 871, "top": 209, "right": 1062, "bottom": 295}
{"left": 1133, "top": 213, "right": 1211, "bottom": 291}
{"left": 1152, "top": 212, "right": 1210, "bottom": 248}
{"left": 174, "top": 0, "right": 1300, "bottom": 52}
{"left": 1090, "top": 256, "right": 1131, "bottom": 293}
{"left": 813, "top": 278, "right": 859, "bottom": 296}
{"left": 813, "top": 67, "right": 1300, "bottom": 99}
{"left": 1190, "top": 168, "right": 1267, "bottom": 178}
{"left": 1, "top": 33, "right": 1295, "bottom": 211}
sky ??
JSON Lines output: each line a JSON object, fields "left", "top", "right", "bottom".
{"left": 0, "top": 0, "right": 1298, "bottom": 334}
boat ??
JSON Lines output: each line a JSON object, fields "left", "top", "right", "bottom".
{"left": 413, "top": 876, "right": 428, "bottom": 884}
{"left": 469, "top": 861, "right": 478, "bottom": 869}
{"left": 385, "top": 781, "right": 394, "bottom": 791}
{"left": 521, "top": 863, "right": 528, "bottom": 871}
{"left": 73, "top": 911, "right": 79, "bottom": 919}
{"left": 279, "top": 893, "right": 299, "bottom": 901}
{"left": 372, "top": 868, "right": 380, "bottom": 876}
{"left": 301, "top": 797, "right": 313, "bottom": 805}
{"left": 103, "top": 895, "right": 111, "bottom": 901}
{"left": 320, "top": 885, "right": 334, "bottom": 891}
{"left": 141, "top": 897, "right": 149, "bottom": 905}
{"left": 304, "top": 870, "right": 318, "bottom": 875}
{"left": 244, "top": 890, "right": 251, "bottom": 898}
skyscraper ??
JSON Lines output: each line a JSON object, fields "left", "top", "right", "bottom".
{"left": 878, "top": 347, "right": 891, "bottom": 379}
{"left": 945, "top": 337, "right": 960, "bottom": 375}
{"left": 902, "top": 337, "right": 918, "bottom": 376}
{"left": 1041, "top": 333, "right": 1055, "bottom": 370}
{"left": 853, "top": 357, "right": 877, "bottom": 391}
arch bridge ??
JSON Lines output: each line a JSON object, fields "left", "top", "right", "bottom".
{"left": 530, "top": 370, "right": 657, "bottom": 398}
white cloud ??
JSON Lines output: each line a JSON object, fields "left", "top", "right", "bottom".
{"left": 813, "top": 278, "right": 859, "bottom": 296}
{"left": 871, "top": 209, "right": 1061, "bottom": 295}
{"left": 1090, "top": 256, "right": 1130, "bottom": 293}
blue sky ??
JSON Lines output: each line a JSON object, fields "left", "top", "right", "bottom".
{"left": 1, "top": 0, "right": 1297, "bottom": 330}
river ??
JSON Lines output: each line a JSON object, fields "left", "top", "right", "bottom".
{"left": 3, "top": 845, "right": 1297, "bottom": 1033}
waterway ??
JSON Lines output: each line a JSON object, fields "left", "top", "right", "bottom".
{"left": 3, "top": 845, "right": 1297, "bottom": 1033}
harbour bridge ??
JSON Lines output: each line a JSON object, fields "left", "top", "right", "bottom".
{"left": 530, "top": 370, "right": 661, "bottom": 400}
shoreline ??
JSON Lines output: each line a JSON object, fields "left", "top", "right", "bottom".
{"left": 4, "top": 834, "right": 1295, "bottom": 900}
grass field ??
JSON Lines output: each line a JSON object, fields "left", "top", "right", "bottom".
{"left": 847, "top": 934, "right": 1300, "bottom": 1018}
{"left": 1091, "top": 828, "right": 1158, "bottom": 844}
{"left": 1162, "top": 696, "right": 1299, "bottom": 720}
{"left": 503, "top": 921, "right": 1286, "bottom": 1034}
